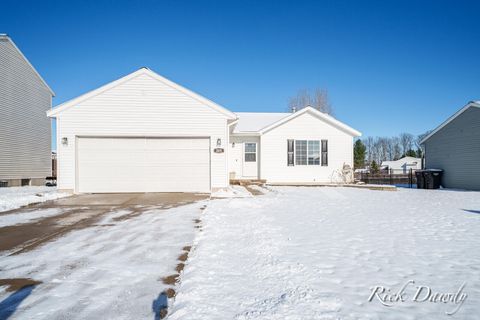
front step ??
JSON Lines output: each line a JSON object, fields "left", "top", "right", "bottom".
{"left": 230, "top": 179, "right": 266, "bottom": 186}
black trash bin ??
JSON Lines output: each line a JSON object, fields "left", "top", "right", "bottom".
{"left": 415, "top": 171, "right": 425, "bottom": 189}
{"left": 423, "top": 169, "right": 443, "bottom": 189}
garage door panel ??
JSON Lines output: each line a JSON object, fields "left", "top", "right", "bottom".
{"left": 77, "top": 137, "right": 210, "bottom": 193}
{"left": 145, "top": 138, "right": 209, "bottom": 149}
{"left": 146, "top": 150, "right": 210, "bottom": 164}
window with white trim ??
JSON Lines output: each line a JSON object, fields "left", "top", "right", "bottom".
{"left": 294, "top": 140, "right": 321, "bottom": 166}
{"left": 244, "top": 143, "right": 257, "bottom": 162}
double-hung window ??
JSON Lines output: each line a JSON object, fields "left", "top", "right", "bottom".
{"left": 308, "top": 141, "right": 320, "bottom": 165}
{"left": 244, "top": 143, "right": 257, "bottom": 162}
{"left": 293, "top": 140, "right": 323, "bottom": 166}
{"left": 295, "top": 140, "right": 308, "bottom": 165}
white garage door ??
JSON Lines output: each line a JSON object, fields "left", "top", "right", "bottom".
{"left": 77, "top": 137, "right": 210, "bottom": 193}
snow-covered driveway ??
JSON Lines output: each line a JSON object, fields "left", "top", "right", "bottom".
{"left": 0, "top": 195, "right": 208, "bottom": 320}
{"left": 171, "top": 187, "right": 480, "bottom": 319}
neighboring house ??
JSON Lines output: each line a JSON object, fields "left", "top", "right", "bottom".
{"left": 48, "top": 68, "right": 361, "bottom": 193}
{"left": 420, "top": 101, "right": 480, "bottom": 191}
{"left": 0, "top": 34, "right": 54, "bottom": 187}
{"left": 381, "top": 156, "right": 421, "bottom": 174}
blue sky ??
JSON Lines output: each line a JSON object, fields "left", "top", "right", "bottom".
{"left": 2, "top": 0, "right": 479, "bottom": 145}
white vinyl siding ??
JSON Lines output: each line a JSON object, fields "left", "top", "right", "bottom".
{"left": 228, "top": 136, "right": 260, "bottom": 180}
{"left": 0, "top": 37, "right": 52, "bottom": 180}
{"left": 55, "top": 73, "right": 229, "bottom": 192}
{"left": 260, "top": 112, "right": 354, "bottom": 183}
{"left": 77, "top": 137, "right": 210, "bottom": 193}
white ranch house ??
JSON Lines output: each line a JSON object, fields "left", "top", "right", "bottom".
{"left": 48, "top": 68, "right": 361, "bottom": 193}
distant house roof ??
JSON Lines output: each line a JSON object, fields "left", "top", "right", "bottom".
{"left": 381, "top": 156, "right": 421, "bottom": 167}
{"left": 420, "top": 101, "right": 480, "bottom": 144}
{"left": 233, "top": 107, "right": 361, "bottom": 137}
{"left": 0, "top": 34, "right": 54, "bottom": 96}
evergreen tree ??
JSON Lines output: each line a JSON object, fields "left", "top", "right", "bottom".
{"left": 405, "top": 149, "right": 417, "bottom": 157}
{"left": 353, "top": 139, "right": 366, "bottom": 169}
{"left": 370, "top": 160, "right": 379, "bottom": 174}
{"left": 415, "top": 147, "right": 423, "bottom": 158}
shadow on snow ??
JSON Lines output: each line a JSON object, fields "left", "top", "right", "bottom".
{"left": 152, "top": 291, "right": 168, "bottom": 320}
{"left": 0, "top": 285, "right": 36, "bottom": 320}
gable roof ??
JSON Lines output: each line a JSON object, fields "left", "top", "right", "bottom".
{"left": 238, "top": 106, "right": 360, "bottom": 136}
{"left": 47, "top": 68, "right": 237, "bottom": 119}
{"left": 0, "top": 34, "right": 54, "bottom": 96}
{"left": 420, "top": 101, "right": 480, "bottom": 144}
{"left": 233, "top": 112, "right": 290, "bottom": 132}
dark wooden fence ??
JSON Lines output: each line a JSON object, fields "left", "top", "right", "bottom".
{"left": 355, "top": 168, "right": 417, "bottom": 188}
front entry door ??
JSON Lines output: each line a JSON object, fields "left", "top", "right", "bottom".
{"left": 242, "top": 142, "right": 258, "bottom": 178}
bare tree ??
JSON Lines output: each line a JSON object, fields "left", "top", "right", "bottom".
{"left": 378, "top": 137, "right": 390, "bottom": 163}
{"left": 288, "top": 88, "right": 333, "bottom": 114}
{"left": 385, "top": 137, "right": 395, "bottom": 161}
{"left": 364, "top": 133, "right": 422, "bottom": 163}
{"left": 399, "top": 133, "right": 414, "bottom": 156}
{"left": 415, "top": 130, "right": 431, "bottom": 150}
{"left": 392, "top": 137, "right": 402, "bottom": 160}
{"left": 364, "top": 137, "right": 374, "bottom": 164}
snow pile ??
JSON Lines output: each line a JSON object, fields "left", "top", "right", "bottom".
{"left": 170, "top": 187, "right": 480, "bottom": 319}
{"left": 0, "top": 200, "right": 207, "bottom": 319}
{"left": 0, "top": 186, "right": 70, "bottom": 212}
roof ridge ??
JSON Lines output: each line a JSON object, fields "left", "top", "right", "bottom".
{"left": 1, "top": 35, "right": 54, "bottom": 96}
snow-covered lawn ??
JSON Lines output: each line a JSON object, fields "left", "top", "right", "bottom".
{"left": 1, "top": 187, "right": 479, "bottom": 319}
{"left": 0, "top": 201, "right": 206, "bottom": 319}
{"left": 0, "top": 186, "right": 70, "bottom": 213}
{"left": 170, "top": 187, "right": 480, "bottom": 319}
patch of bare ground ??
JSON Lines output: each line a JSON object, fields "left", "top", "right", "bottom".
{"left": 2, "top": 207, "right": 114, "bottom": 255}
{"left": 0, "top": 278, "right": 42, "bottom": 292}
{"left": 178, "top": 251, "right": 189, "bottom": 262}
{"left": 162, "top": 274, "right": 179, "bottom": 286}
{"left": 159, "top": 233, "right": 197, "bottom": 318}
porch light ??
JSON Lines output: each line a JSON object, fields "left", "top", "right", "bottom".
{"left": 216, "top": 138, "right": 221, "bottom": 147}
{"left": 61, "top": 137, "right": 68, "bottom": 146}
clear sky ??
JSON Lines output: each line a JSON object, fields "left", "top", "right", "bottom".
{"left": 1, "top": 0, "right": 479, "bottom": 145}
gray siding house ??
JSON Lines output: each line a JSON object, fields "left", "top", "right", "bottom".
{"left": 0, "top": 34, "right": 54, "bottom": 186}
{"left": 421, "top": 101, "right": 480, "bottom": 191}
